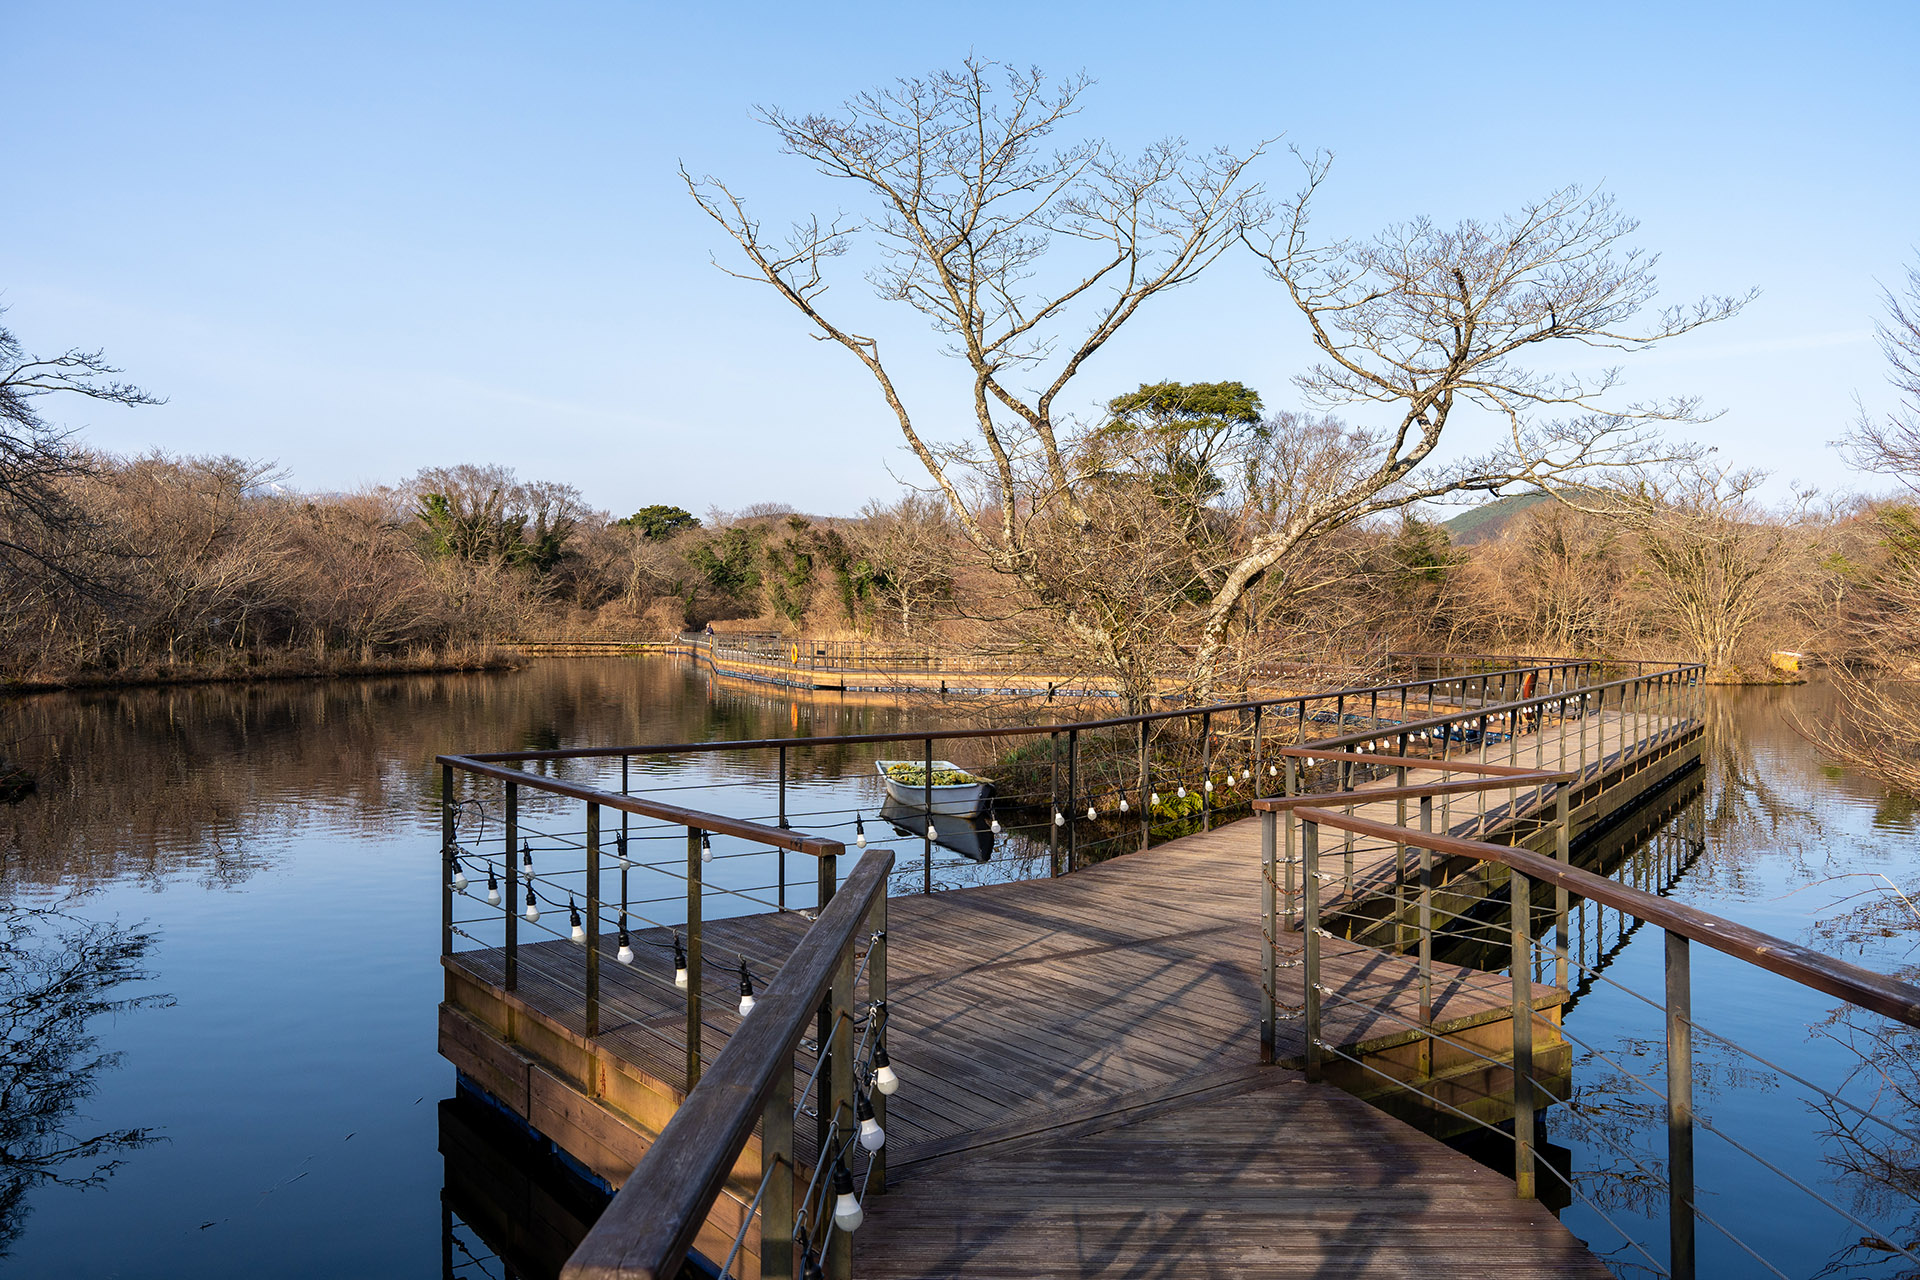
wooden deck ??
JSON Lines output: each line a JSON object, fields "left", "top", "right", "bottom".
{"left": 440, "top": 706, "right": 1701, "bottom": 1277}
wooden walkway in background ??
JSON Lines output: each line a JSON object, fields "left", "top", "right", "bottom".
{"left": 442, "top": 708, "right": 1702, "bottom": 1276}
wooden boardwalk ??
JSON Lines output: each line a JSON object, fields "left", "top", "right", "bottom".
{"left": 441, "top": 707, "right": 1699, "bottom": 1277}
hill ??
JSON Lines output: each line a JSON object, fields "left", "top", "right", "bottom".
{"left": 1440, "top": 491, "right": 1554, "bottom": 545}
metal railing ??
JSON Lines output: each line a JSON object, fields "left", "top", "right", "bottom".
{"left": 1254, "top": 685, "right": 1920, "bottom": 1280}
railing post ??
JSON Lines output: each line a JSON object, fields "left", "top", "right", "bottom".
{"left": 505, "top": 782, "right": 519, "bottom": 992}
{"left": 778, "top": 743, "right": 789, "bottom": 829}
{"left": 867, "top": 889, "right": 888, "bottom": 1195}
{"left": 441, "top": 763, "right": 455, "bottom": 959}
{"left": 685, "top": 826, "right": 705, "bottom": 1089}
{"left": 1418, "top": 795, "right": 1433, "bottom": 1079}
{"left": 586, "top": 803, "right": 601, "bottom": 1038}
{"left": 825, "top": 936, "right": 855, "bottom": 1280}
{"left": 922, "top": 736, "right": 934, "bottom": 895}
{"left": 1511, "top": 867, "right": 1535, "bottom": 1199}
{"left": 1667, "top": 929, "right": 1696, "bottom": 1280}
{"left": 1048, "top": 730, "right": 1060, "bottom": 877}
{"left": 1201, "top": 711, "right": 1213, "bottom": 831}
{"left": 1302, "top": 817, "right": 1323, "bottom": 1083}
{"left": 1555, "top": 788, "right": 1571, "bottom": 992}
{"left": 1067, "top": 727, "right": 1080, "bottom": 870}
{"left": 1138, "top": 719, "right": 1151, "bottom": 853}
{"left": 1284, "top": 758, "right": 1298, "bottom": 925}
{"left": 1252, "top": 704, "right": 1264, "bottom": 798}
{"left": 1261, "top": 809, "right": 1277, "bottom": 1065}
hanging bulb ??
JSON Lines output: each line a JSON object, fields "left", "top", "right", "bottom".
{"left": 1053, "top": 811, "right": 1065, "bottom": 827}
{"left": 989, "top": 809, "right": 1002, "bottom": 835}
{"left": 856, "top": 1091, "right": 885, "bottom": 1151}
{"left": 616, "top": 926, "right": 634, "bottom": 965}
{"left": 854, "top": 813, "right": 866, "bottom": 848}
{"left": 524, "top": 885, "right": 539, "bottom": 924}
{"left": 831, "top": 1161, "right": 863, "bottom": 1232}
{"left": 485, "top": 870, "right": 500, "bottom": 906}
{"left": 673, "top": 934, "right": 688, "bottom": 989}
{"left": 521, "top": 839, "right": 533, "bottom": 871}
{"left": 802, "top": 1250, "right": 825, "bottom": 1280}
{"left": 701, "top": 832, "right": 714, "bottom": 864}
{"left": 1150, "top": 791, "right": 1160, "bottom": 806}
{"left": 569, "top": 899, "right": 586, "bottom": 945}
{"left": 1205, "top": 780, "right": 1214, "bottom": 793}
{"left": 1086, "top": 803, "right": 1097, "bottom": 821}
{"left": 1119, "top": 797, "right": 1129, "bottom": 813}
{"left": 872, "top": 1043, "right": 900, "bottom": 1096}
{"left": 616, "top": 831, "right": 630, "bottom": 869}
{"left": 1242, "top": 768, "right": 1251, "bottom": 781}
{"left": 737, "top": 960, "right": 755, "bottom": 1015}
{"left": 1269, "top": 764, "right": 1279, "bottom": 777}
{"left": 1176, "top": 785, "right": 1186, "bottom": 799}
{"left": 926, "top": 819, "right": 938, "bottom": 839}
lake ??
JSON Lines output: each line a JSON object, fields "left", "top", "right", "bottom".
{"left": 2, "top": 658, "right": 1915, "bottom": 1277}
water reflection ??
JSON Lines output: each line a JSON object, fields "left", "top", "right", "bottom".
{"left": 439, "top": 1090, "right": 608, "bottom": 1280}
{"left": 0, "top": 901, "right": 170, "bottom": 1256}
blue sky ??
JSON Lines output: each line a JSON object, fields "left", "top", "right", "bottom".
{"left": 5, "top": 1, "right": 1915, "bottom": 517}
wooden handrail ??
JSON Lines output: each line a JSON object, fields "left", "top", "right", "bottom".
{"left": 437, "top": 753, "right": 845, "bottom": 856}
{"left": 1271, "top": 748, "right": 1580, "bottom": 778}
{"left": 461, "top": 658, "right": 1647, "bottom": 765}
{"left": 1291, "top": 806, "right": 1920, "bottom": 1029}
{"left": 1255, "top": 773, "right": 1575, "bottom": 813}
{"left": 561, "top": 847, "right": 895, "bottom": 1280}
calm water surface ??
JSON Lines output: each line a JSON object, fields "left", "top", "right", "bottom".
{"left": 2, "top": 660, "right": 1916, "bottom": 1277}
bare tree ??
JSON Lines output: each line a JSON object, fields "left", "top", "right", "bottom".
{"left": 1184, "top": 159, "right": 1751, "bottom": 694}
{"left": 0, "top": 311, "right": 160, "bottom": 593}
{"left": 1842, "top": 256, "right": 1920, "bottom": 488}
{"left": 685, "top": 59, "right": 1268, "bottom": 702}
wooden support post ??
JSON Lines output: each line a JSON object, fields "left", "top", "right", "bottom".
{"left": 1418, "top": 795, "right": 1433, "bottom": 1079}
{"left": 1303, "top": 818, "right": 1323, "bottom": 1084}
{"left": 1667, "top": 929, "right": 1696, "bottom": 1280}
{"left": 686, "top": 827, "right": 704, "bottom": 1090}
{"left": 585, "top": 802, "right": 600, "bottom": 1038}
{"left": 1511, "top": 868, "right": 1535, "bottom": 1199}
{"left": 505, "top": 782, "right": 519, "bottom": 992}
{"left": 762, "top": 1037, "right": 795, "bottom": 1280}
{"left": 1555, "top": 788, "right": 1571, "bottom": 992}
{"left": 778, "top": 743, "right": 789, "bottom": 828}
{"left": 1048, "top": 731, "right": 1060, "bottom": 877}
{"left": 1201, "top": 711, "right": 1213, "bottom": 832}
{"left": 1252, "top": 704, "right": 1263, "bottom": 799}
{"left": 1260, "top": 810, "right": 1277, "bottom": 1065}
{"left": 1284, "top": 758, "right": 1298, "bottom": 926}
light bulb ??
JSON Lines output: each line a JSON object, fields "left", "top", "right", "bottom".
{"left": 701, "top": 833, "right": 713, "bottom": 864}
{"left": 1086, "top": 804, "right": 1097, "bottom": 820}
{"left": 737, "top": 961, "right": 755, "bottom": 1014}
{"left": 569, "top": 900, "right": 586, "bottom": 945}
{"left": 1269, "top": 764, "right": 1279, "bottom": 776}
{"left": 926, "top": 820, "right": 938, "bottom": 839}
{"left": 1150, "top": 792, "right": 1160, "bottom": 806}
{"left": 989, "top": 816, "right": 1002, "bottom": 835}
{"left": 855, "top": 814, "right": 866, "bottom": 848}
{"left": 1119, "top": 798, "right": 1129, "bottom": 813}
{"left": 616, "top": 929, "right": 634, "bottom": 965}
{"left": 450, "top": 859, "right": 468, "bottom": 892}
{"left": 831, "top": 1163, "right": 863, "bottom": 1232}
{"left": 617, "top": 832, "right": 630, "bottom": 869}
{"left": 872, "top": 1045, "right": 900, "bottom": 1096}
{"left": 1177, "top": 785, "right": 1186, "bottom": 799}
{"left": 1205, "top": 780, "right": 1213, "bottom": 793}
{"left": 524, "top": 888, "right": 539, "bottom": 924}
{"left": 1242, "top": 768, "right": 1251, "bottom": 780}
{"left": 521, "top": 839, "right": 532, "bottom": 871}
{"left": 674, "top": 936, "right": 689, "bottom": 989}
{"left": 485, "top": 873, "right": 500, "bottom": 906}
{"left": 856, "top": 1092, "right": 885, "bottom": 1150}
{"left": 1053, "top": 811, "right": 1065, "bottom": 827}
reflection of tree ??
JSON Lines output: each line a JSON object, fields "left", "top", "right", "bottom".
{"left": 0, "top": 901, "right": 169, "bottom": 1255}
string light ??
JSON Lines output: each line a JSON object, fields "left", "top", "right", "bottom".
{"left": 701, "top": 832, "right": 714, "bottom": 864}
{"left": 1242, "top": 768, "right": 1251, "bottom": 781}
{"left": 831, "top": 1160, "right": 863, "bottom": 1231}
{"left": 524, "top": 885, "right": 539, "bottom": 924}
{"left": 1176, "top": 785, "right": 1186, "bottom": 799}
{"left": 673, "top": 934, "right": 688, "bottom": 989}
{"left": 486, "top": 870, "right": 500, "bottom": 906}
{"left": 926, "top": 819, "right": 938, "bottom": 839}
{"left": 449, "top": 852, "right": 468, "bottom": 892}
{"left": 1204, "top": 780, "right": 1214, "bottom": 793}
{"left": 1085, "top": 803, "right": 1097, "bottom": 820}
{"left": 617, "top": 830, "right": 630, "bottom": 869}
{"left": 855, "top": 814, "right": 866, "bottom": 848}
{"left": 1053, "top": 811, "right": 1065, "bottom": 827}
{"left": 1150, "top": 791, "right": 1160, "bottom": 806}
{"left": 616, "top": 926, "right": 634, "bottom": 965}
{"left": 988, "top": 807, "right": 1002, "bottom": 835}
{"left": 856, "top": 1091, "right": 885, "bottom": 1151}
{"left": 871, "top": 1044, "right": 900, "bottom": 1095}
{"left": 737, "top": 959, "right": 756, "bottom": 1015}
{"left": 1119, "top": 797, "right": 1129, "bottom": 813}
{"left": 1269, "top": 764, "right": 1279, "bottom": 776}
{"left": 521, "top": 840, "right": 533, "bottom": 872}
{"left": 569, "top": 899, "right": 586, "bottom": 945}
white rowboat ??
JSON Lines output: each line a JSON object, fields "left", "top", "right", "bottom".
{"left": 875, "top": 759, "right": 995, "bottom": 818}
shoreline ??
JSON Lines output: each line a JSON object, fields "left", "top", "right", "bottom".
{"left": 1, "top": 652, "right": 522, "bottom": 697}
